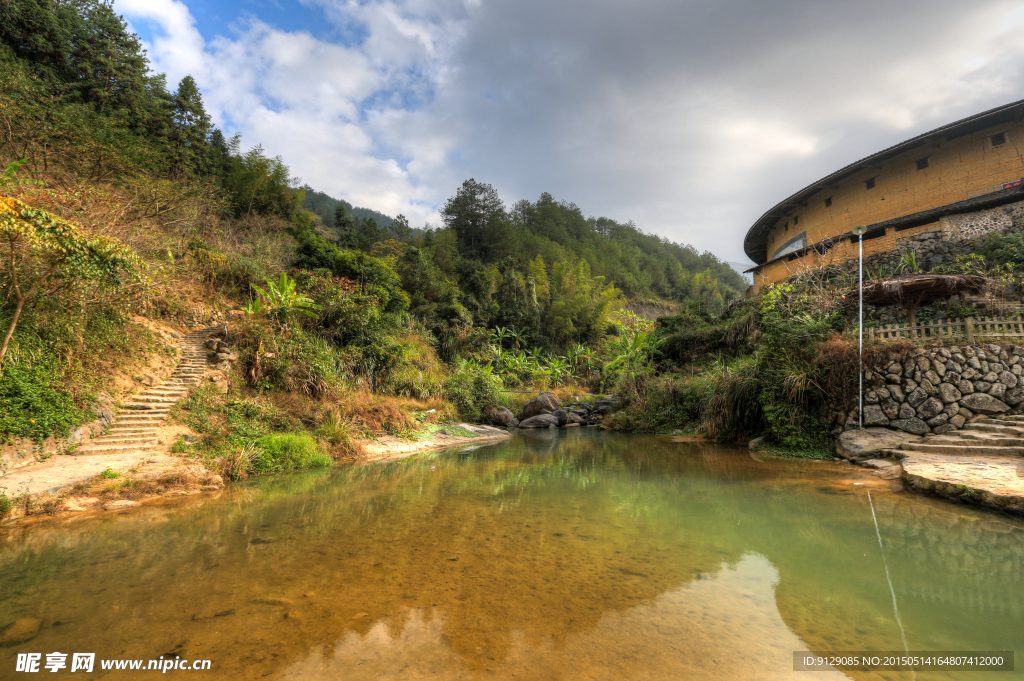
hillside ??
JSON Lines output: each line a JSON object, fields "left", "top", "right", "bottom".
{"left": 0, "top": 0, "right": 745, "bottom": 498}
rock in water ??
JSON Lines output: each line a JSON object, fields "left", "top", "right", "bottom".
{"left": 485, "top": 406, "right": 515, "bottom": 427}
{"left": 550, "top": 409, "right": 568, "bottom": 426}
{"left": 836, "top": 428, "right": 923, "bottom": 460}
{"left": 518, "top": 414, "right": 559, "bottom": 428}
{"left": 518, "top": 394, "right": 560, "bottom": 420}
{"left": 566, "top": 412, "right": 585, "bottom": 425}
{"left": 958, "top": 393, "right": 1010, "bottom": 415}
{"left": 0, "top": 618, "right": 42, "bottom": 646}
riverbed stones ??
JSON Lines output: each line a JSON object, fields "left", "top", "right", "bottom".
{"left": 959, "top": 393, "right": 1010, "bottom": 415}
{"left": 0, "top": 618, "right": 42, "bottom": 646}
{"left": 835, "top": 428, "right": 922, "bottom": 460}
{"left": 485, "top": 406, "right": 516, "bottom": 427}
{"left": 518, "top": 414, "right": 559, "bottom": 428}
{"left": 518, "top": 394, "right": 560, "bottom": 420}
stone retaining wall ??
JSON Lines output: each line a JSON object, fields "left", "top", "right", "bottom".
{"left": 851, "top": 343, "right": 1024, "bottom": 434}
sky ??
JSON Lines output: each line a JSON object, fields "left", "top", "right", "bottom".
{"left": 116, "top": 0, "right": 1024, "bottom": 266}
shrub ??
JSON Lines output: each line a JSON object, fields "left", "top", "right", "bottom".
{"left": 250, "top": 433, "right": 331, "bottom": 473}
{"left": 0, "top": 344, "right": 88, "bottom": 441}
{"left": 0, "top": 493, "right": 10, "bottom": 519}
{"left": 442, "top": 362, "right": 506, "bottom": 422}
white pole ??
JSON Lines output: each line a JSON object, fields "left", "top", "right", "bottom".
{"left": 859, "top": 234, "right": 864, "bottom": 429}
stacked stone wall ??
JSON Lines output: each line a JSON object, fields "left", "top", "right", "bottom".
{"left": 852, "top": 343, "right": 1024, "bottom": 435}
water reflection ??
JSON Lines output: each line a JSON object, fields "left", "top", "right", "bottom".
{"left": 0, "top": 430, "right": 1021, "bottom": 680}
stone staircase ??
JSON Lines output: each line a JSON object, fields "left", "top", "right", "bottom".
{"left": 75, "top": 329, "right": 211, "bottom": 457}
{"left": 886, "top": 416, "right": 1024, "bottom": 514}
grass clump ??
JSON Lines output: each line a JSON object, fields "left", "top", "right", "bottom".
{"left": 0, "top": 492, "right": 11, "bottom": 519}
{"left": 250, "top": 433, "right": 331, "bottom": 473}
{"left": 101, "top": 467, "right": 120, "bottom": 479}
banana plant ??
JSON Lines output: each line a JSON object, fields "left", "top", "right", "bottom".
{"left": 0, "top": 158, "right": 44, "bottom": 191}
{"left": 605, "top": 330, "right": 664, "bottom": 376}
{"left": 244, "top": 272, "right": 322, "bottom": 319}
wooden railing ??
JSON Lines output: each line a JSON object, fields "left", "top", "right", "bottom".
{"left": 868, "top": 317, "right": 1024, "bottom": 342}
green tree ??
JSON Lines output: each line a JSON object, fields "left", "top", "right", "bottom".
{"left": 333, "top": 202, "right": 356, "bottom": 246}
{"left": 440, "top": 178, "right": 504, "bottom": 252}
{"left": 0, "top": 197, "right": 142, "bottom": 364}
{"left": 169, "top": 75, "right": 211, "bottom": 177}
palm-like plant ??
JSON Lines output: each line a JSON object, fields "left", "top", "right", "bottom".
{"left": 244, "top": 272, "right": 322, "bottom": 319}
{"left": 0, "top": 159, "right": 44, "bottom": 191}
{"left": 605, "top": 330, "right": 664, "bottom": 376}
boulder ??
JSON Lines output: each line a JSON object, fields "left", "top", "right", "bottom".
{"left": 863, "top": 405, "right": 889, "bottom": 426}
{"left": 550, "top": 409, "right": 568, "bottom": 426}
{"left": 566, "top": 412, "right": 585, "bottom": 425}
{"left": 518, "top": 414, "right": 559, "bottom": 428}
{"left": 959, "top": 393, "right": 1010, "bottom": 415}
{"left": 485, "top": 406, "right": 516, "bottom": 427}
{"left": 519, "top": 394, "right": 560, "bottom": 420}
{"left": 898, "top": 403, "right": 915, "bottom": 419}
{"left": 916, "top": 397, "right": 944, "bottom": 419}
{"left": 509, "top": 417, "right": 520, "bottom": 428}
{"left": 593, "top": 396, "right": 620, "bottom": 415}
{"left": 890, "top": 418, "right": 930, "bottom": 435}
{"left": 836, "top": 428, "right": 922, "bottom": 460}
{"left": 937, "top": 382, "right": 961, "bottom": 404}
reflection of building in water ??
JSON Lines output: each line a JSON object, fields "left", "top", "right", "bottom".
{"left": 744, "top": 100, "right": 1024, "bottom": 291}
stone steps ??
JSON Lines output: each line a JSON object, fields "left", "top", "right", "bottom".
{"left": 903, "top": 442, "right": 1024, "bottom": 456}
{"left": 75, "top": 328, "right": 217, "bottom": 457}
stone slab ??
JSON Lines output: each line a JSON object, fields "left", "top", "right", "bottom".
{"left": 836, "top": 428, "right": 922, "bottom": 460}
{"left": 900, "top": 451, "right": 1024, "bottom": 514}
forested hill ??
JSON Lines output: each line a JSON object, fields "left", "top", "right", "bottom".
{"left": 302, "top": 186, "right": 394, "bottom": 231}
{"left": 301, "top": 178, "right": 746, "bottom": 308}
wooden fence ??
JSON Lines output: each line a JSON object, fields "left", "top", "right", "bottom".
{"left": 868, "top": 317, "right": 1024, "bottom": 342}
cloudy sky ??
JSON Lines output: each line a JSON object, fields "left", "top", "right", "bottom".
{"left": 117, "top": 0, "right": 1024, "bottom": 265}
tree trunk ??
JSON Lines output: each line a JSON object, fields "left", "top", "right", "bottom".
{"left": 0, "top": 295, "right": 27, "bottom": 366}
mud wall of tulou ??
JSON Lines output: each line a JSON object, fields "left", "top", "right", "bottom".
{"left": 850, "top": 343, "right": 1024, "bottom": 434}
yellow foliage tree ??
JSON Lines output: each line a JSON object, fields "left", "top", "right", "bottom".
{"left": 0, "top": 196, "right": 143, "bottom": 365}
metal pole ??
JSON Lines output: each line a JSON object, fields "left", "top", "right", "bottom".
{"left": 859, "top": 234, "right": 864, "bottom": 429}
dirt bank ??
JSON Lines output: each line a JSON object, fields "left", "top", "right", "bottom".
{"left": 0, "top": 424, "right": 512, "bottom": 526}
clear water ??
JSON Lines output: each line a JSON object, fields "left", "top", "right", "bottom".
{"left": 1, "top": 429, "right": 1022, "bottom": 680}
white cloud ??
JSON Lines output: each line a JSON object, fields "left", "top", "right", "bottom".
{"left": 117, "top": 0, "right": 1024, "bottom": 262}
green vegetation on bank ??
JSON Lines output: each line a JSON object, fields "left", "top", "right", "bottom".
{"left": 0, "top": 0, "right": 747, "bottom": 474}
